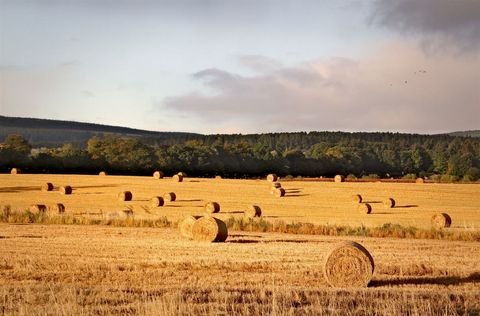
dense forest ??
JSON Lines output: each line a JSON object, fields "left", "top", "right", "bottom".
{"left": 1, "top": 130, "right": 479, "bottom": 181}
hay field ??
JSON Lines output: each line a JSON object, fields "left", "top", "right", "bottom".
{"left": 1, "top": 174, "right": 480, "bottom": 229}
{"left": 1, "top": 173, "right": 480, "bottom": 314}
{"left": 1, "top": 224, "right": 479, "bottom": 315}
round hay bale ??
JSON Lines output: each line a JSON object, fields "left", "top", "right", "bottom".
{"left": 164, "top": 192, "right": 176, "bottom": 202}
{"left": 383, "top": 197, "right": 395, "bottom": 208}
{"left": 173, "top": 174, "right": 183, "bottom": 182}
{"left": 177, "top": 172, "right": 187, "bottom": 177}
{"left": 99, "top": 171, "right": 107, "bottom": 176}
{"left": 60, "top": 186, "right": 72, "bottom": 195}
{"left": 357, "top": 203, "right": 372, "bottom": 214}
{"left": 323, "top": 241, "right": 375, "bottom": 288}
{"left": 10, "top": 168, "right": 21, "bottom": 174}
{"left": 151, "top": 196, "right": 164, "bottom": 207}
{"left": 41, "top": 182, "right": 54, "bottom": 192}
{"left": 153, "top": 171, "right": 164, "bottom": 179}
{"left": 30, "top": 204, "right": 47, "bottom": 214}
{"left": 192, "top": 216, "right": 228, "bottom": 242}
{"left": 205, "top": 201, "right": 220, "bottom": 213}
{"left": 179, "top": 215, "right": 202, "bottom": 239}
{"left": 351, "top": 194, "right": 362, "bottom": 203}
{"left": 245, "top": 205, "right": 262, "bottom": 218}
{"left": 266, "top": 173, "right": 278, "bottom": 182}
{"left": 274, "top": 187, "right": 285, "bottom": 198}
{"left": 215, "top": 175, "right": 222, "bottom": 180}
{"left": 416, "top": 177, "right": 425, "bottom": 184}
{"left": 334, "top": 175, "right": 345, "bottom": 183}
{"left": 48, "top": 203, "right": 65, "bottom": 215}
{"left": 272, "top": 182, "right": 282, "bottom": 189}
{"left": 431, "top": 213, "right": 452, "bottom": 229}
{"left": 118, "top": 191, "right": 133, "bottom": 201}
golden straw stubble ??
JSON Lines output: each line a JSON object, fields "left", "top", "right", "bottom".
{"left": 60, "top": 186, "right": 72, "bottom": 195}
{"left": 48, "top": 203, "right": 65, "bottom": 215}
{"left": 245, "top": 205, "right": 262, "bottom": 218}
{"left": 179, "top": 215, "right": 202, "bottom": 239}
{"left": 431, "top": 213, "right": 452, "bottom": 229}
{"left": 323, "top": 241, "right": 375, "bottom": 288}
{"left": 205, "top": 201, "right": 220, "bottom": 213}
{"left": 151, "top": 196, "right": 164, "bottom": 207}
{"left": 192, "top": 216, "right": 228, "bottom": 242}
{"left": 164, "top": 192, "right": 176, "bottom": 202}
{"left": 357, "top": 203, "right": 372, "bottom": 214}
{"left": 41, "top": 182, "right": 54, "bottom": 192}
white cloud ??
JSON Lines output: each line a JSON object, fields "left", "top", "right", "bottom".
{"left": 164, "top": 41, "right": 480, "bottom": 134}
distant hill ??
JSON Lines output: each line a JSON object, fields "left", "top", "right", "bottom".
{"left": 448, "top": 130, "right": 480, "bottom": 138}
{"left": 0, "top": 116, "right": 200, "bottom": 147}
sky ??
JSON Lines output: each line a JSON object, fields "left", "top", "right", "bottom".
{"left": 0, "top": 0, "right": 479, "bottom": 135}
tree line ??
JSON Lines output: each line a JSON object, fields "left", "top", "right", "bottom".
{"left": 1, "top": 132, "right": 479, "bottom": 181}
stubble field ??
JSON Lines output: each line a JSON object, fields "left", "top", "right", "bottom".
{"left": 1, "top": 174, "right": 479, "bottom": 315}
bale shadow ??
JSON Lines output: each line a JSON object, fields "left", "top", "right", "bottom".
{"left": 395, "top": 205, "right": 418, "bottom": 208}
{"left": 77, "top": 192, "right": 103, "bottom": 195}
{"left": 0, "top": 186, "right": 40, "bottom": 193}
{"left": 222, "top": 211, "right": 245, "bottom": 214}
{"left": 371, "top": 212, "right": 408, "bottom": 215}
{"left": 188, "top": 180, "right": 201, "bottom": 183}
{"left": 370, "top": 272, "right": 480, "bottom": 287}
{"left": 227, "top": 239, "right": 260, "bottom": 244}
{"left": 363, "top": 201, "right": 382, "bottom": 204}
{"left": 229, "top": 234, "right": 263, "bottom": 238}
{"left": 284, "top": 194, "right": 310, "bottom": 197}
{"left": 177, "top": 199, "right": 202, "bottom": 202}
{"left": 285, "top": 189, "right": 301, "bottom": 194}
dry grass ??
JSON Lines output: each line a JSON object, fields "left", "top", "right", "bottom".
{"left": 0, "top": 224, "right": 479, "bottom": 315}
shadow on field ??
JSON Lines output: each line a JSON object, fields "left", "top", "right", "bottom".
{"left": 370, "top": 272, "right": 480, "bottom": 287}
{"left": 395, "top": 205, "right": 418, "bottom": 208}
{"left": 285, "top": 189, "right": 301, "bottom": 194}
{"left": 371, "top": 212, "right": 408, "bottom": 215}
{"left": 284, "top": 194, "right": 310, "bottom": 197}
{"left": 177, "top": 199, "right": 202, "bottom": 202}
{"left": 363, "top": 201, "right": 382, "bottom": 204}
{"left": 223, "top": 211, "right": 245, "bottom": 214}
{"left": 74, "top": 184, "right": 122, "bottom": 189}
{"left": 0, "top": 186, "right": 39, "bottom": 193}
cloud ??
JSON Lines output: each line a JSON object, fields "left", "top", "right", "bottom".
{"left": 163, "top": 42, "right": 480, "bottom": 134}
{"left": 370, "top": 0, "right": 480, "bottom": 52}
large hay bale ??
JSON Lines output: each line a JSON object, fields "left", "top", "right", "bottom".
{"left": 274, "top": 187, "right": 285, "bottom": 197}
{"left": 383, "top": 197, "right": 395, "bottom": 208}
{"left": 215, "top": 175, "right": 222, "bottom": 180}
{"left": 164, "top": 192, "right": 176, "bottom": 202}
{"left": 118, "top": 191, "right": 133, "bottom": 201}
{"left": 416, "top": 177, "right": 425, "bottom": 184}
{"left": 173, "top": 174, "right": 183, "bottom": 182}
{"left": 177, "top": 172, "right": 187, "bottom": 177}
{"left": 272, "top": 182, "right": 282, "bottom": 189}
{"left": 179, "top": 215, "right": 202, "bottom": 239}
{"left": 10, "top": 168, "right": 21, "bottom": 174}
{"left": 153, "top": 171, "right": 164, "bottom": 179}
{"left": 323, "top": 241, "right": 375, "bottom": 288}
{"left": 205, "top": 201, "right": 220, "bottom": 213}
{"left": 357, "top": 203, "right": 372, "bottom": 214}
{"left": 431, "top": 213, "right": 452, "bottom": 229}
{"left": 48, "top": 203, "right": 65, "bottom": 215}
{"left": 266, "top": 174, "right": 278, "bottom": 182}
{"left": 41, "top": 182, "right": 54, "bottom": 192}
{"left": 60, "top": 186, "right": 72, "bottom": 195}
{"left": 351, "top": 194, "right": 362, "bottom": 203}
{"left": 30, "top": 204, "right": 47, "bottom": 214}
{"left": 151, "top": 196, "right": 164, "bottom": 207}
{"left": 192, "top": 216, "right": 228, "bottom": 242}
{"left": 245, "top": 205, "right": 262, "bottom": 218}
{"left": 334, "top": 175, "right": 345, "bottom": 183}
{"left": 99, "top": 171, "right": 107, "bottom": 176}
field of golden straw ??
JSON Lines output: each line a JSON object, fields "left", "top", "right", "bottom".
{"left": 1, "top": 172, "right": 480, "bottom": 315}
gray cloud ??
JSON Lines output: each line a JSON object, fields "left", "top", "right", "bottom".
{"left": 371, "top": 0, "right": 480, "bottom": 52}
{"left": 163, "top": 43, "right": 480, "bottom": 134}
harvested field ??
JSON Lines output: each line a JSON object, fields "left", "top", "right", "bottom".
{"left": 1, "top": 174, "right": 479, "bottom": 229}
{"left": 0, "top": 224, "right": 479, "bottom": 315}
